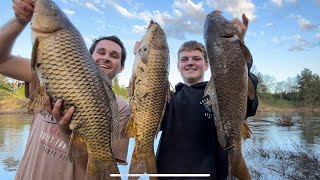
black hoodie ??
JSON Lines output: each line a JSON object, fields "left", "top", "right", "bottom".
{"left": 156, "top": 76, "right": 258, "bottom": 180}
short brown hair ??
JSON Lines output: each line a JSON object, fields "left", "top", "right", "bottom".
{"left": 177, "top": 41, "right": 208, "bottom": 63}
{"left": 89, "top": 36, "right": 127, "bottom": 67}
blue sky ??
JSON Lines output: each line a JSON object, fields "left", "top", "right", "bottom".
{"left": 0, "top": 0, "right": 319, "bottom": 86}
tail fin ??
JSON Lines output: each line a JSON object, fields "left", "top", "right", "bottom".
{"left": 241, "top": 122, "right": 252, "bottom": 140}
{"left": 125, "top": 116, "right": 137, "bottom": 138}
{"left": 27, "top": 86, "right": 47, "bottom": 115}
{"left": 229, "top": 147, "right": 252, "bottom": 180}
{"left": 128, "top": 145, "right": 157, "bottom": 180}
{"left": 68, "top": 133, "right": 87, "bottom": 163}
{"left": 86, "top": 157, "right": 120, "bottom": 180}
{"left": 204, "top": 78, "right": 227, "bottom": 149}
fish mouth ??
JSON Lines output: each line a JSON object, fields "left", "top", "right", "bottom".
{"left": 220, "top": 34, "right": 240, "bottom": 42}
{"left": 220, "top": 34, "right": 234, "bottom": 38}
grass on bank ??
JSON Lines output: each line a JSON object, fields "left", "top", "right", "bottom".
{"left": 0, "top": 87, "right": 28, "bottom": 113}
{"left": 245, "top": 141, "right": 320, "bottom": 180}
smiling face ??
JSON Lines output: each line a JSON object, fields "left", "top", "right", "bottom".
{"left": 91, "top": 39, "right": 124, "bottom": 79}
{"left": 178, "top": 50, "right": 209, "bottom": 86}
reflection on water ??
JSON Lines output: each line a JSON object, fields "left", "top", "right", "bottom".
{"left": 245, "top": 112, "right": 320, "bottom": 151}
{"left": 0, "top": 112, "right": 319, "bottom": 179}
{"left": 244, "top": 112, "right": 320, "bottom": 179}
{"left": 0, "top": 114, "right": 32, "bottom": 179}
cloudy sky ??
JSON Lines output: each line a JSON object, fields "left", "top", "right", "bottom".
{"left": 0, "top": 0, "right": 319, "bottom": 86}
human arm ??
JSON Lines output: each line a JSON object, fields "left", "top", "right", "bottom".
{"left": 0, "top": 18, "right": 32, "bottom": 82}
{"left": 232, "top": 13, "right": 249, "bottom": 42}
{"left": 0, "top": 0, "right": 33, "bottom": 82}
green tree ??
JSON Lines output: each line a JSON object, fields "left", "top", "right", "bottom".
{"left": 297, "top": 68, "right": 319, "bottom": 109}
{"left": 112, "top": 76, "right": 128, "bottom": 99}
{"left": 256, "top": 72, "right": 268, "bottom": 94}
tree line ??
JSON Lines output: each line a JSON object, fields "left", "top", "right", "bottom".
{"left": 1, "top": 68, "right": 319, "bottom": 110}
{"left": 255, "top": 68, "right": 320, "bottom": 110}
{"left": 0, "top": 74, "right": 128, "bottom": 100}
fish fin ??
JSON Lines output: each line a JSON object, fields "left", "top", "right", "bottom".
{"left": 166, "top": 82, "right": 171, "bottom": 102}
{"left": 27, "top": 86, "right": 47, "bottom": 115}
{"left": 86, "top": 156, "right": 120, "bottom": 180}
{"left": 204, "top": 78, "right": 227, "bottom": 148}
{"left": 128, "top": 145, "right": 157, "bottom": 179}
{"left": 29, "top": 36, "right": 46, "bottom": 114}
{"left": 241, "top": 122, "right": 252, "bottom": 140}
{"left": 247, "top": 78, "right": 255, "bottom": 100}
{"left": 126, "top": 74, "right": 138, "bottom": 138}
{"left": 128, "top": 74, "right": 136, "bottom": 99}
{"left": 31, "top": 37, "right": 39, "bottom": 72}
{"left": 110, "top": 95, "right": 120, "bottom": 142}
{"left": 239, "top": 40, "right": 253, "bottom": 70}
{"left": 96, "top": 64, "right": 120, "bottom": 141}
{"left": 204, "top": 78, "right": 215, "bottom": 106}
{"left": 230, "top": 146, "right": 252, "bottom": 180}
{"left": 155, "top": 84, "right": 170, "bottom": 138}
{"left": 125, "top": 115, "right": 136, "bottom": 138}
{"left": 68, "top": 133, "right": 87, "bottom": 162}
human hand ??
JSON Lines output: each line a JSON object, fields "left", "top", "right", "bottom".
{"left": 133, "top": 41, "right": 141, "bottom": 55}
{"left": 12, "top": 0, "right": 34, "bottom": 25}
{"left": 45, "top": 97, "right": 75, "bottom": 134}
{"left": 232, "top": 13, "right": 249, "bottom": 42}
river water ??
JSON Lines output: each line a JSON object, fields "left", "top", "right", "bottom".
{"left": 0, "top": 112, "right": 319, "bottom": 179}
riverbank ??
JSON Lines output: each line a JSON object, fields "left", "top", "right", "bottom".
{"left": 257, "top": 101, "right": 320, "bottom": 113}
{"left": 0, "top": 96, "right": 28, "bottom": 114}
{"left": 0, "top": 98, "right": 319, "bottom": 114}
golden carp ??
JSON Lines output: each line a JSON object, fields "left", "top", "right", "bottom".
{"left": 126, "top": 20, "right": 170, "bottom": 178}
{"left": 203, "top": 10, "right": 254, "bottom": 180}
{"left": 29, "top": 0, "right": 120, "bottom": 179}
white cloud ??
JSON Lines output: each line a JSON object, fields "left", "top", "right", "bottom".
{"left": 289, "top": 14, "right": 318, "bottom": 31}
{"left": 110, "top": 0, "right": 207, "bottom": 39}
{"left": 289, "top": 34, "right": 309, "bottom": 51}
{"left": 272, "top": 36, "right": 288, "bottom": 44}
{"left": 272, "top": 37, "right": 280, "bottom": 44}
{"left": 174, "top": 0, "right": 204, "bottom": 17}
{"left": 63, "top": 9, "right": 76, "bottom": 16}
{"left": 289, "top": 44, "right": 305, "bottom": 51}
{"left": 85, "top": 2, "right": 103, "bottom": 14}
{"left": 112, "top": 2, "right": 134, "bottom": 17}
{"left": 133, "top": 25, "right": 146, "bottom": 34}
{"left": 266, "top": 22, "right": 274, "bottom": 27}
{"left": 271, "top": 0, "right": 297, "bottom": 7}
{"left": 271, "top": 0, "right": 282, "bottom": 6}
{"left": 316, "top": 33, "right": 320, "bottom": 40}
{"left": 206, "top": 0, "right": 256, "bottom": 21}
{"left": 291, "top": 34, "right": 304, "bottom": 41}
{"left": 83, "top": 34, "right": 97, "bottom": 48}
{"left": 286, "top": 0, "right": 297, "bottom": 3}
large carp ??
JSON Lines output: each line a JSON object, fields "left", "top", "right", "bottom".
{"left": 203, "top": 10, "right": 254, "bottom": 180}
{"left": 126, "top": 21, "right": 170, "bottom": 178}
{"left": 29, "top": 0, "right": 120, "bottom": 178}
